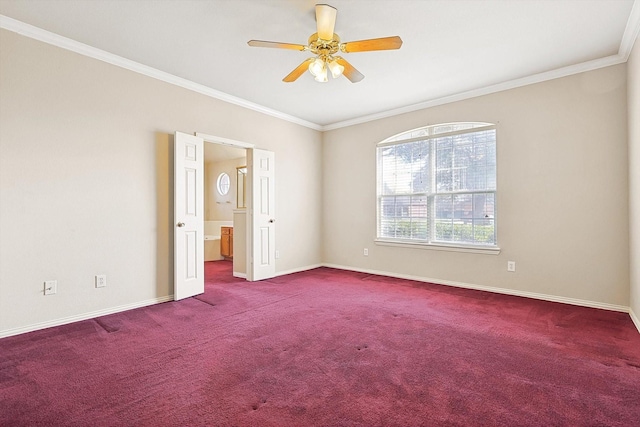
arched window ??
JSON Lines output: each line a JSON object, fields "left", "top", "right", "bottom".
{"left": 377, "top": 122, "right": 497, "bottom": 248}
{"left": 216, "top": 172, "right": 230, "bottom": 196}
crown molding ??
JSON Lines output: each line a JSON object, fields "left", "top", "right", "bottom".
{"left": 321, "top": 53, "right": 626, "bottom": 131}
{"left": 620, "top": 0, "right": 640, "bottom": 60}
{"left": 0, "top": 15, "right": 322, "bottom": 131}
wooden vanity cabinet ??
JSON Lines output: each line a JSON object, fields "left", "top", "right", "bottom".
{"left": 221, "top": 226, "right": 233, "bottom": 259}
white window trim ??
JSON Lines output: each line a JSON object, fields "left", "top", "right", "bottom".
{"left": 374, "top": 238, "right": 501, "bottom": 255}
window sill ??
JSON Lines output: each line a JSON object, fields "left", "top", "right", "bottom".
{"left": 374, "top": 239, "right": 501, "bottom": 255}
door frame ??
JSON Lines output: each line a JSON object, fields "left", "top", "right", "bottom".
{"left": 195, "top": 132, "right": 254, "bottom": 281}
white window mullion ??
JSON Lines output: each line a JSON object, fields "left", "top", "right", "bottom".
{"left": 428, "top": 138, "right": 435, "bottom": 243}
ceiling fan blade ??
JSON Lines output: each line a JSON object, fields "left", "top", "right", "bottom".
{"left": 341, "top": 36, "right": 403, "bottom": 53}
{"left": 316, "top": 4, "right": 337, "bottom": 40}
{"left": 248, "top": 40, "right": 307, "bottom": 51}
{"left": 283, "top": 58, "right": 315, "bottom": 82}
{"left": 335, "top": 57, "right": 364, "bottom": 83}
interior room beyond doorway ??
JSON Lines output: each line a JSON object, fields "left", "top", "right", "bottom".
{"left": 203, "top": 142, "right": 247, "bottom": 280}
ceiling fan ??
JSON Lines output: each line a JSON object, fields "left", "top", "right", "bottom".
{"left": 247, "top": 4, "right": 402, "bottom": 83}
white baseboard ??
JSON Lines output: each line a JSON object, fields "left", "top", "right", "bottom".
{"left": 0, "top": 295, "right": 174, "bottom": 339}
{"left": 275, "top": 264, "right": 323, "bottom": 277}
{"left": 4, "top": 267, "right": 636, "bottom": 338}
{"left": 322, "top": 263, "right": 630, "bottom": 314}
{"left": 630, "top": 308, "right": 640, "bottom": 333}
{"left": 0, "top": 263, "right": 323, "bottom": 339}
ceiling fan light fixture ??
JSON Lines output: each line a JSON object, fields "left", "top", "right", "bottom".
{"left": 314, "top": 64, "right": 329, "bottom": 82}
{"left": 308, "top": 57, "right": 325, "bottom": 77}
{"left": 328, "top": 58, "right": 344, "bottom": 78}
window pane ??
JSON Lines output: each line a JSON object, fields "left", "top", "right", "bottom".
{"left": 469, "top": 143, "right": 487, "bottom": 190}
{"left": 473, "top": 219, "right": 495, "bottom": 245}
{"left": 435, "top": 193, "right": 497, "bottom": 245}
{"left": 380, "top": 146, "right": 400, "bottom": 195}
{"left": 453, "top": 141, "right": 471, "bottom": 191}
{"left": 382, "top": 122, "right": 492, "bottom": 144}
{"left": 410, "top": 128, "right": 429, "bottom": 139}
{"left": 436, "top": 137, "right": 453, "bottom": 192}
{"left": 409, "top": 195, "right": 428, "bottom": 239}
{"left": 452, "top": 194, "right": 471, "bottom": 242}
{"left": 379, "top": 196, "right": 410, "bottom": 238}
{"left": 434, "top": 195, "right": 452, "bottom": 241}
{"left": 410, "top": 142, "right": 430, "bottom": 194}
{"left": 473, "top": 193, "right": 494, "bottom": 219}
{"left": 453, "top": 222, "right": 473, "bottom": 242}
{"left": 379, "top": 142, "right": 430, "bottom": 196}
{"left": 379, "top": 196, "right": 396, "bottom": 238}
{"left": 486, "top": 142, "right": 497, "bottom": 190}
{"left": 472, "top": 193, "right": 495, "bottom": 245}
{"left": 435, "top": 195, "right": 452, "bottom": 219}
{"left": 410, "top": 219, "right": 429, "bottom": 240}
{"left": 379, "top": 195, "right": 430, "bottom": 240}
{"left": 435, "top": 219, "right": 452, "bottom": 241}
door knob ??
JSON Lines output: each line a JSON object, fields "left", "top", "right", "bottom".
{"left": 177, "top": 222, "right": 185, "bottom": 227}
{"left": 269, "top": 219, "right": 276, "bottom": 223}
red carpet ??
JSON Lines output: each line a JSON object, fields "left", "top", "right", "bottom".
{"left": 1, "top": 261, "right": 639, "bottom": 426}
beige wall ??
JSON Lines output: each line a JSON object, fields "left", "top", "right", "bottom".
{"left": 323, "top": 64, "right": 629, "bottom": 307}
{"left": 0, "top": 30, "right": 323, "bottom": 335}
{"left": 629, "top": 34, "right": 640, "bottom": 325}
{"left": 206, "top": 157, "right": 245, "bottom": 221}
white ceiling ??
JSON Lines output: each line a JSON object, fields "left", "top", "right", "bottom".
{"left": 1, "top": 0, "right": 638, "bottom": 130}
{"left": 204, "top": 142, "right": 246, "bottom": 163}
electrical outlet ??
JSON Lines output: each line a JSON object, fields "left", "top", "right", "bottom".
{"left": 95, "top": 275, "right": 107, "bottom": 288}
{"left": 44, "top": 280, "right": 57, "bottom": 295}
{"left": 363, "top": 248, "right": 369, "bottom": 256}
{"left": 507, "top": 261, "right": 516, "bottom": 272}
{"left": 275, "top": 250, "right": 280, "bottom": 259}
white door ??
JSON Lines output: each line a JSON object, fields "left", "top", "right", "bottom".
{"left": 248, "top": 148, "right": 276, "bottom": 281}
{"left": 174, "top": 132, "right": 204, "bottom": 300}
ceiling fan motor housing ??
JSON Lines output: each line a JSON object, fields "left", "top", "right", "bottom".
{"left": 308, "top": 33, "right": 342, "bottom": 59}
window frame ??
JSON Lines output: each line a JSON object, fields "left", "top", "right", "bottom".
{"left": 375, "top": 122, "right": 500, "bottom": 254}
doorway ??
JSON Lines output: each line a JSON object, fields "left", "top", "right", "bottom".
{"left": 203, "top": 142, "right": 247, "bottom": 284}
{"left": 174, "top": 132, "right": 276, "bottom": 300}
